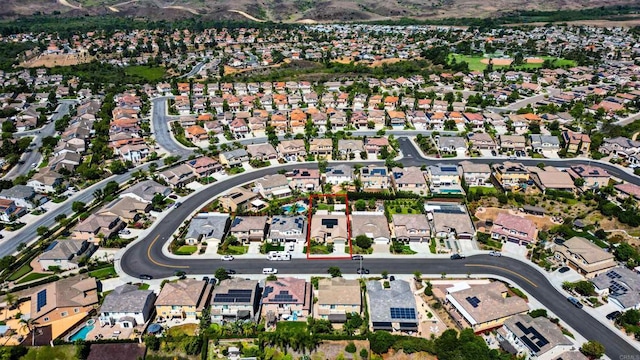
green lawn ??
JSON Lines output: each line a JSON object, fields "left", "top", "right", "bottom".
{"left": 8, "top": 263, "right": 33, "bottom": 281}
{"left": 449, "top": 54, "right": 576, "bottom": 71}
{"left": 468, "top": 186, "right": 498, "bottom": 197}
{"left": 386, "top": 200, "right": 423, "bottom": 215}
{"left": 22, "top": 345, "right": 78, "bottom": 360}
{"left": 124, "top": 65, "right": 166, "bottom": 82}
{"left": 138, "top": 283, "right": 150, "bottom": 290}
{"left": 218, "top": 245, "right": 248, "bottom": 255}
{"left": 16, "top": 273, "right": 51, "bottom": 284}
{"left": 303, "top": 244, "right": 333, "bottom": 254}
{"left": 175, "top": 245, "right": 198, "bottom": 255}
{"left": 399, "top": 246, "right": 417, "bottom": 255}
{"left": 89, "top": 266, "right": 117, "bottom": 280}
{"left": 276, "top": 321, "right": 307, "bottom": 332}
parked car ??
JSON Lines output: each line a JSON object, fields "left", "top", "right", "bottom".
{"left": 450, "top": 253, "right": 466, "bottom": 260}
{"left": 489, "top": 251, "right": 502, "bottom": 257}
{"left": 567, "top": 296, "right": 583, "bottom": 309}
{"left": 174, "top": 201, "right": 182, "bottom": 208}
{"left": 491, "top": 150, "right": 497, "bottom": 156}
{"left": 558, "top": 267, "right": 570, "bottom": 273}
{"left": 262, "top": 268, "right": 278, "bottom": 275}
{"left": 356, "top": 268, "right": 370, "bottom": 274}
{"left": 139, "top": 274, "right": 153, "bottom": 280}
{"left": 221, "top": 255, "right": 234, "bottom": 261}
{"left": 352, "top": 255, "right": 363, "bottom": 260}
{"left": 225, "top": 269, "right": 236, "bottom": 275}
{"left": 606, "top": 311, "right": 621, "bottom": 320}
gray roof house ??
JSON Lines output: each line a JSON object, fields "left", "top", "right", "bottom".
{"left": 268, "top": 215, "right": 306, "bottom": 242}
{"left": 498, "top": 314, "right": 573, "bottom": 360}
{"left": 0, "top": 185, "right": 36, "bottom": 209}
{"left": 185, "top": 212, "right": 230, "bottom": 245}
{"left": 121, "top": 180, "right": 171, "bottom": 203}
{"left": 220, "top": 149, "right": 250, "bottom": 167}
{"left": 98, "top": 284, "right": 156, "bottom": 329}
{"left": 210, "top": 278, "right": 261, "bottom": 323}
{"left": 37, "top": 240, "right": 95, "bottom": 272}
{"left": 351, "top": 212, "right": 391, "bottom": 244}
{"left": 366, "top": 279, "right": 418, "bottom": 332}
{"left": 531, "top": 134, "right": 561, "bottom": 153}
{"left": 591, "top": 267, "right": 640, "bottom": 310}
{"left": 324, "top": 165, "right": 354, "bottom": 185}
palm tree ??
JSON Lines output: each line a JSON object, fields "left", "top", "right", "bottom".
{"left": 19, "top": 318, "right": 39, "bottom": 346}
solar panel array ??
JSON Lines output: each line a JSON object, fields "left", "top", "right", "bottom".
{"left": 321, "top": 219, "right": 339, "bottom": 228}
{"left": 36, "top": 289, "right": 47, "bottom": 312}
{"left": 514, "top": 321, "right": 549, "bottom": 353}
{"left": 465, "top": 296, "right": 481, "bottom": 308}
{"left": 606, "top": 271, "right": 622, "bottom": 279}
{"left": 390, "top": 307, "right": 416, "bottom": 320}
{"left": 214, "top": 289, "right": 252, "bottom": 303}
{"left": 434, "top": 206, "right": 464, "bottom": 214}
{"left": 610, "top": 280, "right": 629, "bottom": 296}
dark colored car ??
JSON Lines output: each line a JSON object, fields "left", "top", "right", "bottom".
{"left": 174, "top": 202, "right": 182, "bottom": 208}
{"left": 389, "top": 276, "right": 396, "bottom": 281}
{"left": 226, "top": 269, "right": 237, "bottom": 275}
{"left": 139, "top": 274, "right": 153, "bottom": 280}
{"left": 352, "top": 255, "right": 363, "bottom": 260}
{"left": 606, "top": 311, "right": 621, "bottom": 320}
{"left": 356, "top": 268, "right": 370, "bottom": 274}
{"left": 567, "top": 296, "right": 583, "bottom": 309}
{"left": 558, "top": 267, "right": 570, "bottom": 273}
{"left": 450, "top": 253, "right": 466, "bottom": 260}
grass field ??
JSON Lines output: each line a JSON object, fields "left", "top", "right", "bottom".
{"left": 125, "top": 65, "right": 166, "bottom": 82}
{"left": 175, "top": 245, "right": 198, "bottom": 255}
{"left": 276, "top": 321, "right": 307, "bottom": 332}
{"left": 16, "top": 273, "right": 51, "bottom": 284}
{"left": 449, "top": 54, "right": 576, "bottom": 71}
{"left": 218, "top": 245, "right": 248, "bottom": 255}
{"left": 89, "top": 266, "right": 117, "bottom": 280}
{"left": 22, "top": 345, "right": 78, "bottom": 360}
{"left": 8, "top": 263, "right": 33, "bottom": 281}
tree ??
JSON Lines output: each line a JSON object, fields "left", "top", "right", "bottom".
{"left": 215, "top": 267, "right": 230, "bottom": 281}
{"left": 327, "top": 266, "right": 342, "bottom": 278}
{"left": 355, "top": 235, "right": 372, "bottom": 249}
{"left": 71, "top": 201, "right": 86, "bottom": 213}
{"left": 369, "top": 331, "right": 395, "bottom": 354}
{"left": 581, "top": 340, "right": 605, "bottom": 359}
{"left": 0, "top": 255, "right": 15, "bottom": 269}
{"left": 109, "top": 160, "right": 127, "bottom": 174}
{"left": 19, "top": 318, "right": 39, "bottom": 346}
{"left": 413, "top": 271, "right": 422, "bottom": 281}
{"left": 345, "top": 342, "right": 356, "bottom": 353}
{"left": 574, "top": 177, "right": 585, "bottom": 187}
{"left": 92, "top": 188, "right": 104, "bottom": 202}
{"left": 144, "top": 335, "right": 161, "bottom": 351}
{"left": 360, "top": 348, "right": 369, "bottom": 359}
{"left": 354, "top": 199, "right": 366, "bottom": 211}
{"left": 75, "top": 339, "right": 91, "bottom": 360}
{"left": 37, "top": 226, "right": 49, "bottom": 236}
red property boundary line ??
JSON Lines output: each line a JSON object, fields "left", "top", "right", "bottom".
{"left": 306, "top": 193, "right": 353, "bottom": 260}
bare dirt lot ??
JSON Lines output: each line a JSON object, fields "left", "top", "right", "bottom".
{"left": 475, "top": 206, "right": 559, "bottom": 230}
{"left": 21, "top": 53, "right": 94, "bottom": 68}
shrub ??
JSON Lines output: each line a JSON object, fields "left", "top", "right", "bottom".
{"left": 360, "top": 348, "right": 369, "bottom": 359}
{"left": 345, "top": 342, "right": 356, "bottom": 353}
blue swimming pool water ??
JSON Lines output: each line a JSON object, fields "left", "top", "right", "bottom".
{"left": 69, "top": 324, "right": 94, "bottom": 341}
{"left": 282, "top": 203, "right": 306, "bottom": 213}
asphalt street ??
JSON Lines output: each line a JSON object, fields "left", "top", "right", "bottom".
{"left": 151, "top": 97, "right": 191, "bottom": 157}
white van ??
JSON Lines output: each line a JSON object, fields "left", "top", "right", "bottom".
{"left": 262, "top": 268, "right": 278, "bottom": 275}
{"left": 267, "top": 251, "right": 291, "bottom": 261}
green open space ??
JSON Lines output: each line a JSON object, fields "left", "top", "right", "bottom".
{"left": 88, "top": 265, "right": 117, "bottom": 280}
{"left": 218, "top": 245, "right": 248, "bottom": 255}
{"left": 16, "top": 272, "right": 51, "bottom": 284}
{"left": 7, "top": 263, "right": 33, "bottom": 281}
{"left": 124, "top": 65, "right": 166, "bottom": 82}
{"left": 449, "top": 54, "right": 576, "bottom": 71}
{"left": 22, "top": 345, "right": 78, "bottom": 360}
{"left": 174, "top": 245, "right": 198, "bottom": 255}
{"left": 276, "top": 321, "right": 307, "bottom": 332}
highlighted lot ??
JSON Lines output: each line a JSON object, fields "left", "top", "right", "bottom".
{"left": 306, "top": 193, "right": 352, "bottom": 260}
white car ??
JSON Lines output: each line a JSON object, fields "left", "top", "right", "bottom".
{"left": 489, "top": 251, "right": 502, "bottom": 257}
{"left": 221, "top": 255, "right": 234, "bottom": 261}
{"left": 262, "top": 268, "right": 278, "bottom": 275}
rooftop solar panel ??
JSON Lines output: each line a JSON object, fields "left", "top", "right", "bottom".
{"left": 390, "top": 307, "right": 416, "bottom": 320}
{"left": 36, "top": 289, "right": 47, "bottom": 312}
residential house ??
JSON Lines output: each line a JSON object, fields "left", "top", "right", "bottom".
{"left": 27, "top": 170, "right": 64, "bottom": 194}
{"left": 97, "top": 197, "right": 150, "bottom": 223}
{"left": 159, "top": 164, "right": 197, "bottom": 188}
{"left": 0, "top": 199, "right": 25, "bottom": 222}
{"left": 98, "top": 284, "right": 156, "bottom": 329}
{"left": 591, "top": 267, "right": 640, "bottom": 310}
{"left": 468, "top": 133, "right": 497, "bottom": 151}
{"left": 210, "top": 278, "right": 261, "bottom": 323}
{"left": 499, "top": 135, "right": 527, "bottom": 152}
{"left": 492, "top": 162, "right": 530, "bottom": 190}
{"left": 185, "top": 213, "right": 230, "bottom": 245}
{"left": 567, "top": 165, "right": 610, "bottom": 189}
{"left": 268, "top": 215, "right": 306, "bottom": 243}
{"left": 229, "top": 118, "right": 249, "bottom": 138}
{"left": 261, "top": 277, "right": 313, "bottom": 323}
{"left": 229, "top": 216, "right": 268, "bottom": 243}
{"left": 427, "top": 164, "right": 463, "bottom": 194}
{"left": 446, "top": 281, "right": 529, "bottom": 333}
{"left": 562, "top": 130, "right": 591, "bottom": 154}
{"left": 155, "top": 279, "right": 213, "bottom": 320}
{"left": 554, "top": 236, "right": 616, "bottom": 278}
{"left": 600, "top": 136, "right": 640, "bottom": 158}
{"left": 426, "top": 202, "right": 475, "bottom": 240}
{"left": 391, "top": 214, "right": 431, "bottom": 243}
{"left": 219, "top": 149, "right": 249, "bottom": 168}
{"left": 309, "top": 213, "right": 349, "bottom": 243}
{"left": 531, "top": 134, "right": 561, "bottom": 154}
{"left": 120, "top": 180, "right": 170, "bottom": 203}
{"left": 614, "top": 182, "right": 640, "bottom": 201}
{"left": 351, "top": 212, "right": 391, "bottom": 244}
{"left": 366, "top": 280, "right": 418, "bottom": 333}
{"left": 391, "top": 166, "right": 428, "bottom": 195}
{"left": 185, "top": 125, "right": 208, "bottom": 142}
{"left": 254, "top": 174, "right": 292, "bottom": 199}
{"left": 458, "top": 161, "right": 492, "bottom": 187}
{"left": 528, "top": 166, "right": 575, "bottom": 193}
{"left": 187, "top": 156, "right": 223, "bottom": 177}
{"left": 436, "top": 136, "right": 468, "bottom": 156}
{"left": 0, "top": 185, "right": 36, "bottom": 209}
{"left": 498, "top": 314, "right": 574, "bottom": 360}
{"left": 28, "top": 277, "right": 98, "bottom": 343}
{"left": 360, "top": 165, "right": 390, "bottom": 191}
{"left": 491, "top": 213, "right": 537, "bottom": 245}
{"left": 309, "top": 138, "right": 333, "bottom": 158}
{"left": 37, "top": 240, "right": 94, "bottom": 272}
{"left": 288, "top": 168, "right": 321, "bottom": 192}
{"left": 277, "top": 139, "right": 306, "bottom": 161}
{"left": 315, "top": 277, "right": 361, "bottom": 322}
{"left": 72, "top": 213, "right": 125, "bottom": 244}
{"left": 365, "top": 137, "right": 390, "bottom": 157}
{"left": 324, "top": 165, "right": 353, "bottom": 186}
{"left": 219, "top": 187, "right": 260, "bottom": 213}
{"left": 337, "top": 139, "right": 364, "bottom": 159}
{"left": 247, "top": 143, "right": 278, "bottom": 161}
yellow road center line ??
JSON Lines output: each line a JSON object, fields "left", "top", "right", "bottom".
{"left": 147, "top": 235, "right": 189, "bottom": 269}
{"left": 466, "top": 264, "right": 538, "bottom": 288}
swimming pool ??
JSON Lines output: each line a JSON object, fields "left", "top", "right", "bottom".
{"left": 282, "top": 202, "right": 307, "bottom": 213}
{"left": 69, "top": 324, "right": 94, "bottom": 342}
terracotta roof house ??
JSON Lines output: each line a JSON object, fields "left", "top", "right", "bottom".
{"left": 72, "top": 213, "right": 125, "bottom": 244}
{"left": 186, "top": 156, "right": 223, "bottom": 177}
{"left": 562, "top": 130, "right": 590, "bottom": 154}
{"left": 365, "top": 137, "right": 390, "bottom": 157}
{"left": 491, "top": 213, "right": 537, "bottom": 245}
{"left": 446, "top": 281, "right": 529, "bottom": 333}
{"left": 392, "top": 214, "right": 431, "bottom": 243}
{"left": 351, "top": 212, "right": 391, "bottom": 244}
{"left": 159, "top": 164, "right": 197, "bottom": 188}
{"left": 310, "top": 213, "right": 349, "bottom": 243}
{"left": 315, "top": 277, "right": 361, "bottom": 323}
{"left": 155, "top": 279, "right": 213, "bottom": 320}
{"left": 554, "top": 236, "right": 616, "bottom": 278}
{"left": 391, "top": 166, "right": 428, "bottom": 195}
{"left": 614, "top": 182, "right": 640, "bottom": 200}
{"left": 261, "top": 277, "right": 313, "bottom": 324}
{"left": 229, "top": 216, "right": 268, "bottom": 243}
